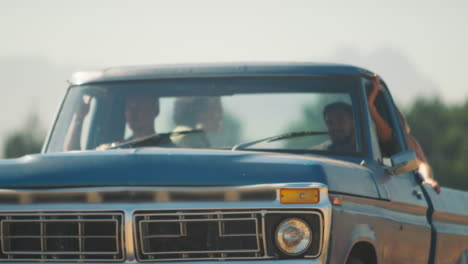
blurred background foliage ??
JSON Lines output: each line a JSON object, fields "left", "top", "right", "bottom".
{"left": 3, "top": 112, "right": 45, "bottom": 159}
{"left": 2, "top": 97, "right": 467, "bottom": 191}
{"left": 405, "top": 98, "right": 468, "bottom": 191}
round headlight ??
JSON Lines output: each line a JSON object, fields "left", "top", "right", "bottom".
{"left": 275, "top": 218, "right": 312, "bottom": 255}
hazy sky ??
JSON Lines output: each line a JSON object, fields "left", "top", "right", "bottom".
{"left": 0, "top": 0, "right": 467, "bottom": 156}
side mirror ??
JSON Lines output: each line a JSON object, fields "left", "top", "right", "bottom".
{"left": 390, "top": 150, "right": 419, "bottom": 175}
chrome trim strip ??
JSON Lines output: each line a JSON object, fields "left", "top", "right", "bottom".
{"left": 40, "top": 215, "right": 45, "bottom": 256}
{"left": 0, "top": 183, "right": 327, "bottom": 205}
{"left": 77, "top": 215, "right": 83, "bottom": 260}
{"left": 124, "top": 209, "right": 135, "bottom": 262}
{"left": 0, "top": 183, "right": 326, "bottom": 193}
{"left": 261, "top": 211, "right": 268, "bottom": 258}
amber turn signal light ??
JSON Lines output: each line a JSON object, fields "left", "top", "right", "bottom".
{"left": 330, "top": 196, "right": 343, "bottom": 206}
{"left": 280, "top": 188, "right": 320, "bottom": 204}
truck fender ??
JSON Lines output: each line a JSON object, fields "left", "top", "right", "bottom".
{"left": 343, "top": 224, "right": 379, "bottom": 264}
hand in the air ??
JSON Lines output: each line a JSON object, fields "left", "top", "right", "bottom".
{"left": 368, "top": 74, "right": 380, "bottom": 106}
{"left": 75, "top": 96, "right": 92, "bottom": 120}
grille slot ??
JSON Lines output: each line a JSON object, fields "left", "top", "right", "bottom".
{"left": 135, "top": 211, "right": 266, "bottom": 261}
{"left": 0, "top": 212, "right": 124, "bottom": 262}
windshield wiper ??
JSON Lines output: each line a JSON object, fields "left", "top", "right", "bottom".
{"left": 231, "top": 130, "right": 328, "bottom": 151}
{"left": 105, "top": 129, "right": 204, "bottom": 150}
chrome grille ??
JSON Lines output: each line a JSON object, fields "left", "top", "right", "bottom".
{"left": 0, "top": 212, "right": 124, "bottom": 262}
{"left": 134, "top": 211, "right": 267, "bottom": 261}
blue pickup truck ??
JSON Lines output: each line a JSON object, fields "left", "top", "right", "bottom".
{"left": 0, "top": 63, "right": 466, "bottom": 264}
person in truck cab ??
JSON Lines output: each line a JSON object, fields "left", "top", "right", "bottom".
{"left": 318, "top": 102, "right": 357, "bottom": 152}
{"left": 170, "top": 96, "right": 223, "bottom": 148}
{"left": 64, "top": 93, "right": 160, "bottom": 151}
{"left": 124, "top": 94, "right": 160, "bottom": 140}
{"left": 368, "top": 75, "right": 440, "bottom": 193}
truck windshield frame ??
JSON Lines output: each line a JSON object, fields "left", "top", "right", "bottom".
{"left": 45, "top": 76, "right": 367, "bottom": 157}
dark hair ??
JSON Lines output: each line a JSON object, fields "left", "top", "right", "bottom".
{"left": 173, "top": 97, "right": 219, "bottom": 127}
{"left": 323, "top": 102, "right": 353, "bottom": 118}
{"left": 126, "top": 91, "right": 160, "bottom": 108}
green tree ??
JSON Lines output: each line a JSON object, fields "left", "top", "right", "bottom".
{"left": 405, "top": 98, "right": 468, "bottom": 191}
{"left": 3, "top": 113, "right": 45, "bottom": 158}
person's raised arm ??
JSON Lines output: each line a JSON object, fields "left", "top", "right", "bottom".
{"left": 367, "top": 75, "right": 393, "bottom": 144}
{"left": 368, "top": 75, "right": 440, "bottom": 193}
{"left": 64, "top": 96, "right": 91, "bottom": 151}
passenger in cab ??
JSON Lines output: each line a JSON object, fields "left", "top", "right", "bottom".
{"left": 171, "top": 96, "right": 223, "bottom": 148}
{"left": 64, "top": 93, "right": 160, "bottom": 151}
{"left": 124, "top": 94, "right": 159, "bottom": 140}
{"left": 368, "top": 75, "right": 440, "bottom": 193}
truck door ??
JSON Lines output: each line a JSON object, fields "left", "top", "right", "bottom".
{"left": 365, "top": 79, "right": 432, "bottom": 263}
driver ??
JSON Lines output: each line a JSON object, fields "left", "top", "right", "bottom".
{"left": 315, "top": 102, "right": 356, "bottom": 152}
{"left": 124, "top": 94, "right": 159, "bottom": 140}
{"left": 64, "top": 93, "right": 160, "bottom": 151}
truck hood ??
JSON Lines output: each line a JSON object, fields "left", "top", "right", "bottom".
{"left": 0, "top": 148, "right": 329, "bottom": 188}
{"left": 0, "top": 148, "right": 379, "bottom": 198}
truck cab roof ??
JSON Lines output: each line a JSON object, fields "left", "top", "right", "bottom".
{"left": 69, "top": 62, "right": 374, "bottom": 85}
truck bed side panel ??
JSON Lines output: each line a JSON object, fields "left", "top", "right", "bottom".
{"left": 425, "top": 186, "right": 468, "bottom": 264}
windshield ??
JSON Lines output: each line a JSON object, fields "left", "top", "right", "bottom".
{"left": 46, "top": 77, "right": 363, "bottom": 155}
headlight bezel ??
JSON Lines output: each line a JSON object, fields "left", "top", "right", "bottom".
{"left": 275, "top": 217, "right": 313, "bottom": 256}
{"left": 264, "top": 211, "right": 322, "bottom": 259}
